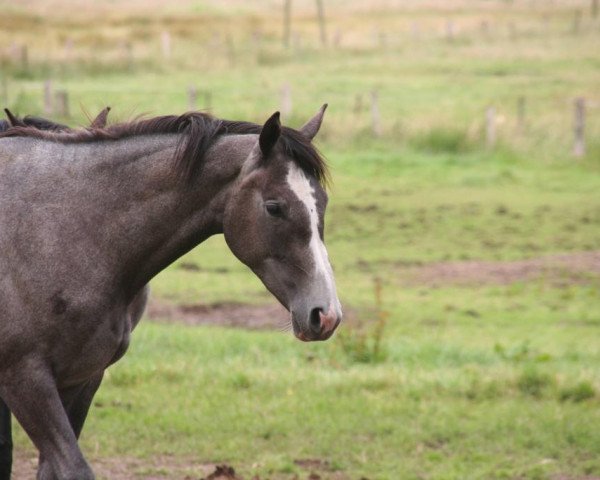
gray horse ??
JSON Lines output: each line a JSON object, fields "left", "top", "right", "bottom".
{"left": 0, "top": 106, "right": 341, "bottom": 479}
{"left": 0, "top": 107, "right": 111, "bottom": 479}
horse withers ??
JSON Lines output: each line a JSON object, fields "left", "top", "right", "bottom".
{"left": 0, "top": 105, "right": 341, "bottom": 479}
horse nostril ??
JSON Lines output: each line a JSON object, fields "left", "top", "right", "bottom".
{"left": 309, "top": 307, "right": 322, "bottom": 333}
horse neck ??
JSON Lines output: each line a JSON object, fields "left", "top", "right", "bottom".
{"left": 62, "top": 133, "right": 255, "bottom": 296}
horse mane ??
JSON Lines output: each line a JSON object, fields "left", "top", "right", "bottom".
{"left": 0, "top": 111, "right": 329, "bottom": 185}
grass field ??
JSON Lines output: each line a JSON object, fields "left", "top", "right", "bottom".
{"left": 2, "top": 1, "right": 600, "bottom": 479}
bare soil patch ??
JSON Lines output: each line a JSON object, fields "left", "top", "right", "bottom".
{"left": 404, "top": 251, "right": 600, "bottom": 287}
{"left": 12, "top": 451, "right": 347, "bottom": 479}
{"left": 12, "top": 451, "right": 226, "bottom": 480}
{"left": 146, "top": 300, "right": 289, "bottom": 330}
{"left": 147, "top": 252, "right": 600, "bottom": 330}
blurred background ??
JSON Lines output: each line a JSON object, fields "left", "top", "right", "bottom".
{"left": 1, "top": 0, "right": 599, "bottom": 478}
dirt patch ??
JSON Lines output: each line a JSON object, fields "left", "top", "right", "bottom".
{"left": 146, "top": 300, "right": 290, "bottom": 330}
{"left": 11, "top": 451, "right": 224, "bottom": 480}
{"left": 12, "top": 452, "right": 347, "bottom": 479}
{"left": 146, "top": 252, "right": 600, "bottom": 329}
{"left": 294, "top": 458, "right": 332, "bottom": 471}
{"left": 203, "top": 464, "right": 241, "bottom": 480}
{"left": 404, "top": 251, "right": 600, "bottom": 287}
{"left": 552, "top": 477, "right": 600, "bottom": 480}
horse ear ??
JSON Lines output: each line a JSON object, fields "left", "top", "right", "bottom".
{"left": 299, "top": 103, "right": 327, "bottom": 141}
{"left": 4, "top": 109, "right": 25, "bottom": 128}
{"left": 259, "top": 111, "right": 281, "bottom": 157}
{"left": 90, "top": 106, "right": 111, "bottom": 129}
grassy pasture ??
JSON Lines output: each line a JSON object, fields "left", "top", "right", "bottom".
{"left": 2, "top": 1, "right": 600, "bottom": 478}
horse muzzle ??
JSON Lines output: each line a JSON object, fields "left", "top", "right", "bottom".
{"left": 293, "top": 305, "right": 342, "bottom": 342}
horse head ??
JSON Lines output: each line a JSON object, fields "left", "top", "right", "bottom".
{"left": 223, "top": 106, "right": 342, "bottom": 341}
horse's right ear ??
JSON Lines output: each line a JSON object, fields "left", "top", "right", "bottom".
{"left": 90, "top": 106, "right": 111, "bottom": 129}
{"left": 259, "top": 111, "right": 281, "bottom": 157}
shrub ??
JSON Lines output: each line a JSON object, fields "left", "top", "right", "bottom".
{"left": 410, "top": 126, "right": 474, "bottom": 154}
{"left": 337, "top": 277, "right": 388, "bottom": 364}
{"left": 516, "top": 367, "right": 555, "bottom": 398}
{"left": 559, "top": 381, "right": 596, "bottom": 402}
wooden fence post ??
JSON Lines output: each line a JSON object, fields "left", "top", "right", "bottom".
{"left": 188, "top": 86, "right": 197, "bottom": 111}
{"left": 55, "top": 90, "right": 69, "bottom": 118}
{"left": 445, "top": 20, "right": 455, "bottom": 42}
{"left": 572, "top": 10, "right": 582, "bottom": 34}
{"left": 517, "top": 96, "right": 526, "bottom": 133}
{"left": 19, "top": 45, "right": 28, "bottom": 71}
{"left": 410, "top": 22, "right": 420, "bottom": 40}
{"left": 378, "top": 31, "right": 388, "bottom": 49}
{"left": 573, "top": 97, "right": 586, "bottom": 157}
{"left": 122, "top": 42, "right": 133, "bottom": 70}
{"left": 292, "top": 32, "right": 302, "bottom": 52}
{"left": 332, "top": 28, "right": 342, "bottom": 48}
{"left": 371, "top": 90, "right": 382, "bottom": 137}
{"left": 203, "top": 91, "right": 212, "bottom": 112}
{"left": 280, "top": 83, "right": 292, "bottom": 119}
{"left": 283, "top": 0, "right": 292, "bottom": 48}
{"left": 225, "top": 35, "right": 236, "bottom": 65}
{"left": 592, "top": 0, "right": 598, "bottom": 18}
{"left": 316, "top": 0, "right": 327, "bottom": 47}
{"left": 354, "top": 94, "right": 363, "bottom": 117}
{"left": 161, "top": 31, "right": 172, "bottom": 60}
{"left": 44, "top": 80, "right": 53, "bottom": 115}
{"left": 63, "top": 38, "right": 74, "bottom": 61}
{"left": 508, "top": 22, "right": 516, "bottom": 40}
{"left": 252, "top": 30, "right": 263, "bottom": 52}
{"left": 485, "top": 106, "right": 496, "bottom": 148}
{"left": 1, "top": 75, "right": 7, "bottom": 107}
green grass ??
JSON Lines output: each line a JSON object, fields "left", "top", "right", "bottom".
{"left": 4, "top": 1, "right": 600, "bottom": 478}
{"left": 53, "top": 279, "right": 600, "bottom": 479}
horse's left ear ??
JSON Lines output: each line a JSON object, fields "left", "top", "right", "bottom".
{"left": 300, "top": 103, "right": 328, "bottom": 141}
{"left": 4, "top": 109, "right": 25, "bottom": 128}
{"left": 259, "top": 111, "right": 281, "bottom": 157}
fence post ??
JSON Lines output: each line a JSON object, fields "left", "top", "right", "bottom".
{"left": 283, "top": 0, "right": 292, "bottom": 48}
{"left": 280, "top": 83, "right": 292, "bottom": 119}
{"left": 63, "top": 38, "right": 74, "bottom": 61}
{"left": 354, "top": 94, "right": 363, "bottom": 117}
{"left": 122, "top": 42, "right": 133, "bottom": 70}
{"left": 480, "top": 20, "right": 490, "bottom": 37}
{"left": 445, "top": 20, "right": 455, "bottom": 42}
{"left": 508, "top": 22, "right": 516, "bottom": 40}
{"left": 203, "top": 91, "right": 213, "bottom": 112}
{"left": 316, "top": 0, "right": 327, "bottom": 47}
{"left": 225, "top": 35, "right": 235, "bottom": 65}
{"left": 573, "top": 97, "right": 586, "bottom": 157}
{"left": 19, "top": 45, "right": 28, "bottom": 71}
{"left": 55, "top": 90, "right": 69, "bottom": 118}
{"left": 44, "top": 80, "right": 53, "bottom": 115}
{"left": 410, "top": 22, "right": 420, "bottom": 40}
{"left": 592, "top": 0, "right": 598, "bottom": 18}
{"left": 1, "top": 75, "right": 7, "bottom": 107}
{"left": 252, "top": 30, "right": 263, "bottom": 52}
{"left": 371, "top": 90, "right": 382, "bottom": 137}
{"left": 332, "top": 28, "right": 342, "bottom": 48}
{"left": 485, "top": 106, "right": 496, "bottom": 148}
{"left": 572, "top": 10, "right": 582, "bottom": 34}
{"left": 161, "top": 31, "right": 171, "bottom": 60}
{"left": 517, "top": 96, "right": 526, "bottom": 133}
{"left": 188, "top": 86, "right": 197, "bottom": 111}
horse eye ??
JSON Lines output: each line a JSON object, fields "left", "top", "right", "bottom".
{"left": 265, "top": 201, "right": 284, "bottom": 217}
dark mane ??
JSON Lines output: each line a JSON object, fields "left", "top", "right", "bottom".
{"left": 0, "top": 111, "right": 329, "bottom": 185}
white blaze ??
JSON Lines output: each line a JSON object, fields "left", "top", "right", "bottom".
{"left": 286, "top": 164, "right": 339, "bottom": 312}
